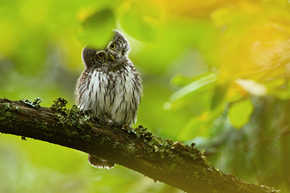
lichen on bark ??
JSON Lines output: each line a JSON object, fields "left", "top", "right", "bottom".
{"left": 0, "top": 98, "right": 280, "bottom": 193}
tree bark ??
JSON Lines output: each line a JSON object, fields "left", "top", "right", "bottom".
{"left": 0, "top": 98, "right": 279, "bottom": 193}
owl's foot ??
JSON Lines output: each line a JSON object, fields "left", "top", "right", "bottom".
{"left": 99, "top": 114, "right": 114, "bottom": 127}
{"left": 121, "top": 123, "right": 131, "bottom": 130}
{"left": 99, "top": 117, "right": 120, "bottom": 128}
{"left": 105, "top": 119, "right": 114, "bottom": 127}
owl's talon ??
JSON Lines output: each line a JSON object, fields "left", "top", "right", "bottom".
{"left": 121, "top": 123, "right": 131, "bottom": 130}
{"left": 106, "top": 119, "right": 114, "bottom": 127}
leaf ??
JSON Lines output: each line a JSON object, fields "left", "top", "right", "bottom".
{"left": 170, "top": 75, "right": 193, "bottom": 88}
{"left": 171, "top": 73, "right": 216, "bottom": 88}
{"left": 166, "top": 73, "right": 217, "bottom": 109}
{"left": 236, "top": 79, "right": 267, "bottom": 96}
{"left": 178, "top": 107, "right": 224, "bottom": 140}
{"left": 211, "top": 83, "right": 229, "bottom": 110}
{"left": 170, "top": 73, "right": 217, "bottom": 101}
{"left": 79, "top": 8, "right": 116, "bottom": 47}
{"left": 179, "top": 115, "right": 210, "bottom": 140}
{"left": 119, "top": 1, "right": 160, "bottom": 42}
{"left": 228, "top": 99, "right": 254, "bottom": 129}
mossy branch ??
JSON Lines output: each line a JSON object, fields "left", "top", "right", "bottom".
{"left": 0, "top": 98, "right": 279, "bottom": 193}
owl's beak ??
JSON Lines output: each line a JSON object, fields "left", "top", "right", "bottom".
{"left": 109, "top": 54, "right": 115, "bottom": 61}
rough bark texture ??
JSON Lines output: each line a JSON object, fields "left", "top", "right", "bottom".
{"left": 0, "top": 98, "right": 279, "bottom": 193}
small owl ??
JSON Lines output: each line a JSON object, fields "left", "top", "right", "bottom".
{"left": 75, "top": 30, "right": 142, "bottom": 168}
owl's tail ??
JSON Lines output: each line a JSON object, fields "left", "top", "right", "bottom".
{"left": 88, "top": 154, "right": 115, "bottom": 169}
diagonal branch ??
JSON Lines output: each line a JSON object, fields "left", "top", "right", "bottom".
{"left": 0, "top": 98, "right": 279, "bottom": 193}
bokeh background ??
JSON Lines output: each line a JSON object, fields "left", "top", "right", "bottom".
{"left": 1, "top": 0, "right": 290, "bottom": 192}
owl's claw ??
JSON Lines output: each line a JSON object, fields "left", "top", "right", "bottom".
{"left": 121, "top": 123, "right": 131, "bottom": 130}
{"left": 100, "top": 116, "right": 119, "bottom": 128}
{"left": 106, "top": 119, "right": 114, "bottom": 127}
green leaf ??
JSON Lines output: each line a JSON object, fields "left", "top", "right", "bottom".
{"left": 178, "top": 106, "right": 224, "bottom": 140}
{"left": 171, "top": 73, "right": 216, "bottom": 88}
{"left": 179, "top": 116, "right": 210, "bottom": 140}
{"left": 170, "top": 73, "right": 217, "bottom": 102}
{"left": 166, "top": 73, "right": 217, "bottom": 109}
{"left": 211, "top": 83, "right": 229, "bottom": 110}
{"left": 171, "top": 75, "right": 193, "bottom": 87}
{"left": 79, "top": 8, "right": 116, "bottom": 47}
{"left": 228, "top": 99, "right": 254, "bottom": 129}
{"left": 119, "top": 1, "right": 160, "bottom": 42}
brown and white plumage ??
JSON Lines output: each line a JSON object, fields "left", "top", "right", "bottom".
{"left": 75, "top": 30, "right": 142, "bottom": 168}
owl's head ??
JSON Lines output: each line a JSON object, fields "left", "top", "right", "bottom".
{"left": 105, "top": 30, "right": 130, "bottom": 63}
{"left": 82, "top": 46, "right": 107, "bottom": 69}
{"left": 81, "top": 30, "right": 131, "bottom": 70}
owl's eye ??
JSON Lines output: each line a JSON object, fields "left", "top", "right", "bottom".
{"left": 97, "top": 53, "right": 104, "bottom": 59}
{"left": 110, "top": 43, "right": 116, "bottom": 50}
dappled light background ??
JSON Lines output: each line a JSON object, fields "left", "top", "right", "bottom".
{"left": 1, "top": 0, "right": 290, "bottom": 192}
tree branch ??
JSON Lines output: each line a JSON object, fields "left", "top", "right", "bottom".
{"left": 0, "top": 98, "right": 279, "bottom": 193}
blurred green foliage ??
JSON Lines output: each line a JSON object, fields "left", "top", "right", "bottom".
{"left": 1, "top": 0, "right": 290, "bottom": 192}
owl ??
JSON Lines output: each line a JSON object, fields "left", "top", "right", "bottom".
{"left": 75, "top": 30, "right": 142, "bottom": 168}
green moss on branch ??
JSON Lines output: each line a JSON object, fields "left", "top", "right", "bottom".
{"left": 0, "top": 98, "right": 280, "bottom": 193}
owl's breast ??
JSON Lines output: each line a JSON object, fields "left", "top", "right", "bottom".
{"left": 108, "top": 66, "right": 142, "bottom": 125}
{"left": 77, "top": 66, "right": 142, "bottom": 126}
{"left": 77, "top": 70, "right": 109, "bottom": 113}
